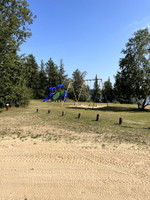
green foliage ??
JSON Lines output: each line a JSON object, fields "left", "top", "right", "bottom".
{"left": 0, "top": 54, "right": 31, "bottom": 107}
{"left": 4, "top": 84, "right": 30, "bottom": 107}
{"left": 0, "top": 0, "right": 35, "bottom": 53}
{"left": 103, "top": 77, "right": 114, "bottom": 102}
{"left": 58, "top": 59, "right": 68, "bottom": 85}
{"left": 0, "top": 0, "right": 35, "bottom": 107}
{"left": 24, "top": 54, "right": 39, "bottom": 98}
{"left": 69, "top": 69, "right": 89, "bottom": 101}
{"left": 46, "top": 58, "right": 59, "bottom": 89}
{"left": 21, "top": 57, "right": 69, "bottom": 100}
{"left": 114, "top": 28, "right": 150, "bottom": 109}
{"left": 91, "top": 75, "right": 101, "bottom": 102}
{"left": 37, "top": 60, "right": 48, "bottom": 99}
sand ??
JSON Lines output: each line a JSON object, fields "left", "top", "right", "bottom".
{"left": 68, "top": 104, "right": 107, "bottom": 109}
{"left": 0, "top": 138, "right": 150, "bottom": 200}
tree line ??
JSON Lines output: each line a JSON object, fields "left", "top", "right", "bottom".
{"left": 0, "top": 0, "right": 150, "bottom": 110}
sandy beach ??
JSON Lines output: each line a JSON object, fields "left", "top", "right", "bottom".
{"left": 0, "top": 138, "right": 150, "bottom": 200}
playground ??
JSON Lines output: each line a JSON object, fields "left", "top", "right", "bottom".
{"left": 0, "top": 100, "right": 150, "bottom": 199}
{"left": 43, "top": 84, "right": 68, "bottom": 102}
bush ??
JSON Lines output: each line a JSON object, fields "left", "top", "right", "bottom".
{"left": 113, "top": 100, "right": 120, "bottom": 104}
{"left": 0, "top": 84, "right": 31, "bottom": 108}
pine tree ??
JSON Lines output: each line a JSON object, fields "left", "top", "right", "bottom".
{"left": 0, "top": 54, "right": 30, "bottom": 107}
{"left": 103, "top": 77, "right": 114, "bottom": 102}
{"left": 92, "top": 75, "right": 101, "bottom": 102}
{"left": 37, "top": 60, "right": 48, "bottom": 99}
{"left": 46, "top": 58, "right": 59, "bottom": 88}
{"left": 58, "top": 59, "right": 68, "bottom": 85}
{"left": 24, "top": 54, "right": 39, "bottom": 99}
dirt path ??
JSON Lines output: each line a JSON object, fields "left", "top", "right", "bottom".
{"left": 0, "top": 139, "right": 150, "bottom": 200}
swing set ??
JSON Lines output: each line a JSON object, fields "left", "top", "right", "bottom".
{"left": 63, "top": 78, "right": 108, "bottom": 107}
{"left": 84, "top": 78, "right": 108, "bottom": 107}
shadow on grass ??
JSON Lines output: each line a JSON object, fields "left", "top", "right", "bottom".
{"left": 116, "top": 124, "right": 150, "bottom": 130}
{"left": 121, "top": 125, "right": 134, "bottom": 129}
{"left": 99, "top": 106, "right": 150, "bottom": 112}
{"left": 114, "top": 123, "right": 135, "bottom": 129}
{"left": 67, "top": 106, "right": 146, "bottom": 112}
{"left": 143, "top": 127, "right": 150, "bottom": 130}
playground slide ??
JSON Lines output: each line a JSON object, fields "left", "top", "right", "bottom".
{"left": 52, "top": 90, "right": 68, "bottom": 101}
{"left": 52, "top": 91, "right": 62, "bottom": 101}
{"left": 43, "top": 96, "right": 50, "bottom": 102}
{"left": 43, "top": 92, "right": 53, "bottom": 102}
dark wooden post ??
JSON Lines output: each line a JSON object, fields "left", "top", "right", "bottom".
{"left": 96, "top": 114, "right": 100, "bottom": 121}
{"left": 62, "top": 111, "right": 65, "bottom": 116}
{"left": 48, "top": 110, "right": 51, "bottom": 114}
{"left": 119, "top": 117, "right": 123, "bottom": 125}
{"left": 78, "top": 113, "right": 81, "bottom": 119}
{"left": 36, "top": 109, "right": 39, "bottom": 113}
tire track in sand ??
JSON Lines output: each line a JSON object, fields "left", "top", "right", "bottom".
{"left": 0, "top": 140, "right": 150, "bottom": 200}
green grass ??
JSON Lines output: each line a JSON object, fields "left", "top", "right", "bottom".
{"left": 0, "top": 99, "right": 150, "bottom": 146}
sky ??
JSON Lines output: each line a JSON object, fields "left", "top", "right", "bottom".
{"left": 20, "top": 0, "right": 150, "bottom": 85}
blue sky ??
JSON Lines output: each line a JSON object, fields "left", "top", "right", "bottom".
{"left": 20, "top": 0, "right": 150, "bottom": 85}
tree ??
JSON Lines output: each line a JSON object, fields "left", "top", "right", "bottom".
{"left": 0, "top": 0, "right": 35, "bottom": 49}
{"left": 103, "top": 77, "right": 114, "bottom": 102}
{"left": 0, "top": 54, "right": 31, "bottom": 107}
{"left": 114, "top": 28, "right": 150, "bottom": 109}
{"left": 0, "top": 0, "right": 35, "bottom": 107}
{"left": 58, "top": 59, "right": 68, "bottom": 85}
{"left": 45, "top": 58, "right": 59, "bottom": 89}
{"left": 91, "top": 75, "right": 101, "bottom": 102}
{"left": 114, "top": 71, "right": 134, "bottom": 103}
{"left": 24, "top": 54, "right": 39, "bottom": 98}
{"left": 69, "top": 69, "right": 89, "bottom": 101}
{"left": 37, "top": 60, "right": 48, "bottom": 99}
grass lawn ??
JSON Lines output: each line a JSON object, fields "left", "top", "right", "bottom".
{"left": 0, "top": 99, "right": 150, "bottom": 147}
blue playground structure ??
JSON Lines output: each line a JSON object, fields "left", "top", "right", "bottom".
{"left": 43, "top": 87, "right": 56, "bottom": 102}
{"left": 43, "top": 92, "right": 53, "bottom": 102}
{"left": 43, "top": 84, "right": 68, "bottom": 102}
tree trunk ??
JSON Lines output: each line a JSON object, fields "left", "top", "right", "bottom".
{"left": 138, "top": 99, "right": 146, "bottom": 110}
